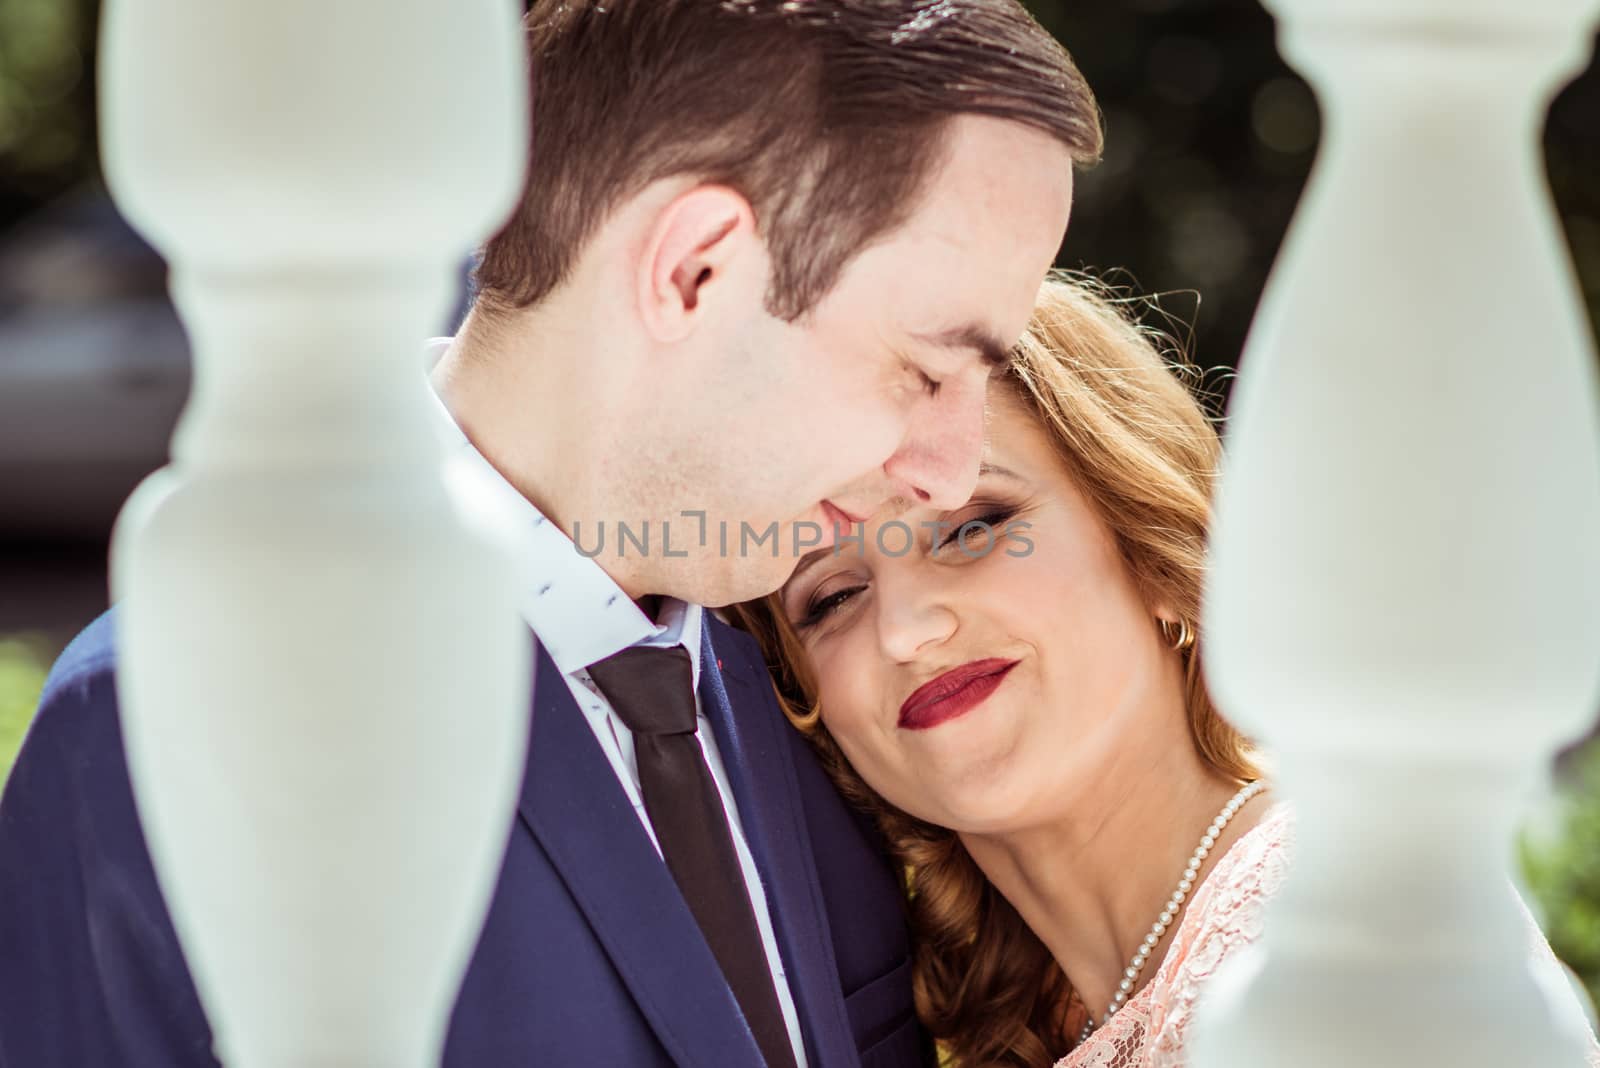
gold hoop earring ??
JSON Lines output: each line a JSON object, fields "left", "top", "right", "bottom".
{"left": 1159, "top": 617, "right": 1196, "bottom": 653}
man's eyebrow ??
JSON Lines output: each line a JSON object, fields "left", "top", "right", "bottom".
{"left": 912, "top": 324, "right": 1014, "bottom": 371}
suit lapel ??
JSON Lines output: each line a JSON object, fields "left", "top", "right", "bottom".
{"left": 517, "top": 640, "right": 765, "bottom": 1067}
{"left": 700, "top": 617, "right": 859, "bottom": 1068}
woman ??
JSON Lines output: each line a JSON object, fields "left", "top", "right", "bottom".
{"left": 732, "top": 275, "right": 1600, "bottom": 1067}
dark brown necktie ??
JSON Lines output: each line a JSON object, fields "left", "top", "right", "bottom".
{"left": 585, "top": 645, "right": 798, "bottom": 1068}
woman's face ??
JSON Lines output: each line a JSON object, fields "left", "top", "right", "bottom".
{"left": 780, "top": 387, "right": 1184, "bottom": 835}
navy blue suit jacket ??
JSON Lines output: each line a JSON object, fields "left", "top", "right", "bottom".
{"left": 0, "top": 610, "right": 930, "bottom": 1067}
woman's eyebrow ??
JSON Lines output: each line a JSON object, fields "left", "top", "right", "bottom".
{"left": 977, "top": 462, "right": 1024, "bottom": 481}
{"left": 785, "top": 547, "right": 834, "bottom": 594}
{"left": 786, "top": 465, "right": 1022, "bottom": 592}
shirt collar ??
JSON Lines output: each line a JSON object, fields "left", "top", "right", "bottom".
{"left": 424, "top": 338, "right": 703, "bottom": 688}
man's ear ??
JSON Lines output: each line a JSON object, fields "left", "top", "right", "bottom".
{"left": 637, "top": 185, "right": 756, "bottom": 343}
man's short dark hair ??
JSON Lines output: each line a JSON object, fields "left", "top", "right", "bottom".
{"left": 476, "top": 0, "right": 1103, "bottom": 322}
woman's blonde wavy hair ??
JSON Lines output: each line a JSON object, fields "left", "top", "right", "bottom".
{"left": 730, "top": 273, "right": 1266, "bottom": 1067}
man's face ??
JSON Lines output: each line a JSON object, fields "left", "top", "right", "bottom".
{"left": 673, "top": 116, "right": 1076, "bottom": 606}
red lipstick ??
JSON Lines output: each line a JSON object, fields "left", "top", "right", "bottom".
{"left": 897, "top": 658, "right": 1019, "bottom": 731}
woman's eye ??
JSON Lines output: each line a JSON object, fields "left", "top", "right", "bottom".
{"left": 799, "top": 584, "right": 866, "bottom": 628}
{"left": 939, "top": 507, "right": 1019, "bottom": 550}
{"left": 920, "top": 371, "right": 942, "bottom": 398}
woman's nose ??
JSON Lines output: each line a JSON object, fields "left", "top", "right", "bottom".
{"left": 873, "top": 574, "right": 959, "bottom": 664}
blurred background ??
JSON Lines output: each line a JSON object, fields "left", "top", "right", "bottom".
{"left": 1, "top": 0, "right": 1598, "bottom": 1007}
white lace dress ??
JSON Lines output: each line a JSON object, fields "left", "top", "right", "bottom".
{"left": 1054, "top": 800, "right": 1600, "bottom": 1068}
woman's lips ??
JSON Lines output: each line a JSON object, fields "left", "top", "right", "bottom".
{"left": 897, "top": 658, "right": 1019, "bottom": 731}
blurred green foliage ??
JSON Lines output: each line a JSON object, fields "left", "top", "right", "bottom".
{"left": 0, "top": 0, "right": 97, "bottom": 227}
{"left": 0, "top": 635, "right": 50, "bottom": 788}
{"left": 1523, "top": 741, "right": 1600, "bottom": 1012}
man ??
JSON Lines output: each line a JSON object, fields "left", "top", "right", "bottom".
{"left": 0, "top": 2, "right": 1101, "bottom": 1064}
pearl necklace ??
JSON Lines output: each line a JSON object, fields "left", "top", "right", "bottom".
{"left": 1074, "top": 780, "right": 1268, "bottom": 1048}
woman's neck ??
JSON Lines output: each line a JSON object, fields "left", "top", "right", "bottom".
{"left": 959, "top": 727, "right": 1269, "bottom": 1031}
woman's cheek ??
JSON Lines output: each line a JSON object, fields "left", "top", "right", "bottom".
{"left": 819, "top": 670, "right": 871, "bottom": 747}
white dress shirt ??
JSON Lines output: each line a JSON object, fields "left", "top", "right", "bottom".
{"left": 423, "top": 339, "right": 808, "bottom": 1066}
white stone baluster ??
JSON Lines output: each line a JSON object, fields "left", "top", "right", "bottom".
{"left": 99, "top": 2, "right": 532, "bottom": 1065}
{"left": 1197, "top": 1, "right": 1600, "bottom": 1064}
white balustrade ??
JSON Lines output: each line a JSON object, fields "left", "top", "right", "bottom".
{"left": 1199, "top": 0, "right": 1600, "bottom": 1064}
{"left": 100, "top": 1, "right": 532, "bottom": 1064}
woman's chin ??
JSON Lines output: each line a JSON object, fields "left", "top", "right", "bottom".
{"left": 895, "top": 741, "right": 1050, "bottom": 836}
{"left": 936, "top": 789, "right": 1048, "bottom": 838}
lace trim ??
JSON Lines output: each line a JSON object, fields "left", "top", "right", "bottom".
{"left": 1053, "top": 800, "right": 1293, "bottom": 1068}
{"left": 1053, "top": 801, "right": 1600, "bottom": 1068}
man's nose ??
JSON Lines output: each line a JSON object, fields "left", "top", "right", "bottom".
{"left": 881, "top": 377, "right": 987, "bottom": 512}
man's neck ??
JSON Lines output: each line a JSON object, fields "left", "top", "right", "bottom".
{"left": 431, "top": 307, "right": 665, "bottom": 606}
{"left": 434, "top": 305, "right": 585, "bottom": 523}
